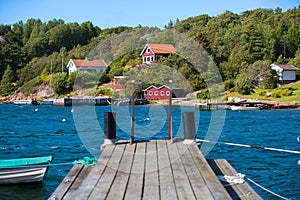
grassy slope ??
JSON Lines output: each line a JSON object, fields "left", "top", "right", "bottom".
{"left": 227, "top": 81, "right": 300, "bottom": 103}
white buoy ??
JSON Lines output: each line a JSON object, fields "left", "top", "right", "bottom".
{"left": 34, "top": 108, "right": 38, "bottom": 112}
{"left": 297, "top": 136, "right": 300, "bottom": 143}
{"left": 298, "top": 160, "right": 300, "bottom": 166}
{"left": 62, "top": 118, "right": 66, "bottom": 122}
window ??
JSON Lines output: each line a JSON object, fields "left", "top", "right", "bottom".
{"left": 149, "top": 91, "right": 153, "bottom": 96}
{"left": 147, "top": 57, "right": 151, "bottom": 62}
{"left": 161, "top": 91, "right": 164, "bottom": 96}
{"left": 166, "top": 91, "right": 170, "bottom": 96}
{"left": 147, "top": 48, "right": 151, "bottom": 53}
{"left": 154, "top": 91, "right": 158, "bottom": 96}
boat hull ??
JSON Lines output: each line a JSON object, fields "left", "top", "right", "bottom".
{"left": 14, "top": 99, "right": 39, "bottom": 105}
{"left": 13, "top": 100, "right": 32, "bottom": 105}
{"left": 0, "top": 155, "right": 53, "bottom": 185}
{"left": 230, "top": 106, "right": 260, "bottom": 111}
{"left": 0, "top": 166, "right": 48, "bottom": 185}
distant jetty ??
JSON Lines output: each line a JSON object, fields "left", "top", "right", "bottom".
{"left": 195, "top": 99, "right": 299, "bottom": 111}
{"left": 53, "top": 97, "right": 111, "bottom": 106}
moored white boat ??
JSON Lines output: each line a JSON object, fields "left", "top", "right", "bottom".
{"left": 14, "top": 99, "right": 39, "bottom": 105}
{"left": 230, "top": 105, "right": 260, "bottom": 111}
{"left": 13, "top": 100, "right": 32, "bottom": 105}
{"left": 0, "top": 155, "right": 53, "bottom": 185}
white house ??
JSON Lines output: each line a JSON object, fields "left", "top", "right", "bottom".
{"left": 66, "top": 58, "right": 107, "bottom": 74}
{"left": 270, "top": 64, "right": 298, "bottom": 83}
{"left": 140, "top": 44, "right": 176, "bottom": 64}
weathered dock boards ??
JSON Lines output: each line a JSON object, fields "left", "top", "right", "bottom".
{"left": 49, "top": 140, "right": 261, "bottom": 200}
{"left": 207, "top": 159, "right": 263, "bottom": 200}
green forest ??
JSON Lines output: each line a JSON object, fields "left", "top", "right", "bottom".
{"left": 0, "top": 7, "right": 299, "bottom": 98}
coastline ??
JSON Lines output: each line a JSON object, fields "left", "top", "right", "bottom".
{"left": 149, "top": 98, "right": 300, "bottom": 109}
{"left": 1, "top": 93, "right": 299, "bottom": 110}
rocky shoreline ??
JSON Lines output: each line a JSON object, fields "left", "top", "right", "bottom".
{"left": 1, "top": 93, "right": 299, "bottom": 109}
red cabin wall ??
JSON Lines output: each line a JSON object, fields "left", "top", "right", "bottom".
{"left": 144, "top": 86, "right": 171, "bottom": 100}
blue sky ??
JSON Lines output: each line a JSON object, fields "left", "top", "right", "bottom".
{"left": 0, "top": 0, "right": 298, "bottom": 28}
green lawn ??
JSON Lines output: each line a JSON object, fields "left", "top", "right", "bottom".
{"left": 227, "top": 81, "right": 300, "bottom": 103}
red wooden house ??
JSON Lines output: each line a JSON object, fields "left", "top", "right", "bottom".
{"left": 143, "top": 85, "right": 185, "bottom": 100}
{"left": 140, "top": 44, "right": 176, "bottom": 64}
{"left": 143, "top": 85, "right": 171, "bottom": 100}
{"left": 112, "top": 76, "right": 125, "bottom": 91}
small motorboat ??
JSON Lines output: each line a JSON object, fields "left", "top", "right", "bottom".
{"left": 230, "top": 105, "right": 260, "bottom": 111}
{"left": 14, "top": 99, "right": 39, "bottom": 105}
{"left": 0, "top": 155, "right": 53, "bottom": 185}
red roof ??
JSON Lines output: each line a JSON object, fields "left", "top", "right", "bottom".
{"left": 72, "top": 59, "right": 107, "bottom": 68}
{"left": 143, "top": 85, "right": 170, "bottom": 91}
{"left": 141, "top": 44, "right": 176, "bottom": 56}
{"left": 148, "top": 44, "right": 176, "bottom": 54}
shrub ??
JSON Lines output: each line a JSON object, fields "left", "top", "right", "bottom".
{"left": 279, "top": 88, "right": 293, "bottom": 97}
{"left": 196, "top": 90, "right": 211, "bottom": 100}
{"left": 259, "top": 91, "right": 267, "bottom": 97}
{"left": 97, "top": 88, "right": 112, "bottom": 96}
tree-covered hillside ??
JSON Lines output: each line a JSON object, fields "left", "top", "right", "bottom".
{"left": 173, "top": 7, "right": 300, "bottom": 94}
{"left": 0, "top": 6, "right": 299, "bottom": 98}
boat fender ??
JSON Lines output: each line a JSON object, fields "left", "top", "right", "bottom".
{"left": 100, "top": 139, "right": 115, "bottom": 150}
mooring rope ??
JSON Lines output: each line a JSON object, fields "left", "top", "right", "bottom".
{"left": 196, "top": 139, "right": 300, "bottom": 155}
{"left": 218, "top": 173, "right": 290, "bottom": 200}
{"left": 0, "top": 157, "right": 97, "bottom": 169}
{"left": 247, "top": 177, "right": 290, "bottom": 200}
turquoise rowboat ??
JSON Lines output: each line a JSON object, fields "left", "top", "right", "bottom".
{"left": 0, "top": 155, "right": 53, "bottom": 184}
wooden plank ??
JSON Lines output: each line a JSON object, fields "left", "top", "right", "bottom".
{"left": 61, "top": 144, "right": 115, "bottom": 200}
{"left": 62, "top": 165, "right": 93, "bottom": 198}
{"left": 168, "top": 142, "right": 196, "bottom": 200}
{"left": 143, "top": 141, "right": 160, "bottom": 200}
{"left": 89, "top": 144, "right": 126, "bottom": 199}
{"left": 124, "top": 142, "right": 146, "bottom": 200}
{"left": 189, "top": 144, "right": 232, "bottom": 200}
{"left": 207, "top": 159, "right": 241, "bottom": 200}
{"left": 49, "top": 163, "right": 84, "bottom": 200}
{"left": 177, "top": 143, "right": 214, "bottom": 200}
{"left": 106, "top": 143, "right": 136, "bottom": 199}
{"left": 215, "top": 159, "right": 263, "bottom": 200}
{"left": 157, "top": 140, "right": 178, "bottom": 200}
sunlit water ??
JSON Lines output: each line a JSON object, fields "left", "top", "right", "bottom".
{"left": 0, "top": 104, "right": 299, "bottom": 199}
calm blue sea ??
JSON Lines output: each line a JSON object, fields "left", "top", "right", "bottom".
{"left": 0, "top": 104, "right": 299, "bottom": 200}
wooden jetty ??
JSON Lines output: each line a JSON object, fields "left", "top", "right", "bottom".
{"left": 49, "top": 140, "right": 262, "bottom": 200}
{"left": 195, "top": 101, "right": 272, "bottom": 111}
{"left": 195, "top": 100, "right": 299, "bottom": 111}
